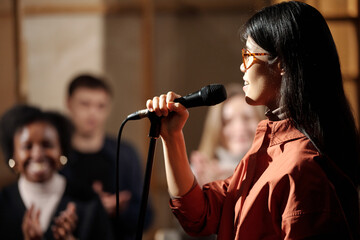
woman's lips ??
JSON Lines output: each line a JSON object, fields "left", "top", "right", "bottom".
{"left": 27, "top": 161, "right": 51, "bottom": 175}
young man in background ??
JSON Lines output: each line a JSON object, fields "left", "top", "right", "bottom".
{"left": 62, "top": 74, "right": 153, "bottom": 240}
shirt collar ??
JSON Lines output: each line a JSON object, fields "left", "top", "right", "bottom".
{"left": 265, "top": 106, "right": 287, "bottom": 121}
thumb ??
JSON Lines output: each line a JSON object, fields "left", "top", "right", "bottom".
{"left": 66, "top": 202, "right": 76, "bottom": 213}
{"left": 92, "top": 181, "right": 104, "bottom": 195}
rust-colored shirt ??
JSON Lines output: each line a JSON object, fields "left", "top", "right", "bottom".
{"left": 170, "top": 119, "right": 352, "bottom": 239}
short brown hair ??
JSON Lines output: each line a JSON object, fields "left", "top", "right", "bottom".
{"left": 68, "top": 74, "right": 112, "bottom": 97}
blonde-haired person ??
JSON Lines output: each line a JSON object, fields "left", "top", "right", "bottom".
{"left": 190, "top": 83, "right": 264, "bottom": 187}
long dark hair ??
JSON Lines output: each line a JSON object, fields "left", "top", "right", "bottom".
{"left": 243, "top": 1, "right": 360, "bottom": 186}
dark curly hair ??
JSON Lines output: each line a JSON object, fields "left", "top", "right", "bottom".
{"left": 0, "top": 104, "right": 73, "bottom": 166}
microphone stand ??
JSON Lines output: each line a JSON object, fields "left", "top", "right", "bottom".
{"left": 135, "top": 112, "right": 161, "bottom": 240}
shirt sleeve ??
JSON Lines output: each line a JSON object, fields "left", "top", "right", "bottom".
{"left": 169, "top": 178, "right": 230, "bottom": 236}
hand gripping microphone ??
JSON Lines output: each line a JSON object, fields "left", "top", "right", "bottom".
{"left": 127, "top": 84, "right": 227, "bottom": 120}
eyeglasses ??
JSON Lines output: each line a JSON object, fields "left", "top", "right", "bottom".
{"left": 242, "top": 48, "right": 269, "bottom": 70}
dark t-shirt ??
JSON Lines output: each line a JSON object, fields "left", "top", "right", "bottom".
{"left": 67, "top": 149, "right": 114, "bottom": 192}
{"left": 60, "top": 136, "right": 153, "bottom": 240}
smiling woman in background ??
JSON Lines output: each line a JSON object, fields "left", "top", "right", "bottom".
{"left": 0, "top": 104, "right": 114, "bottom": 240}
{"left": 190, "top": 82, "right": 263, "bottom": 187}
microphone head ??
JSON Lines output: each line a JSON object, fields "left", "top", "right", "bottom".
{"left": 200, "top": 84, "right": 227, "bottom": 106}
{"left": 173, "top": 84, "right": 228, "bottom": 108}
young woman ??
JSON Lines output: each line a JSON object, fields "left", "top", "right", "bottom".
{"left": 145, "top": 1, "right": 360, "bottom": 239}
{"left": 0, "top": 105, "right": 114, "bottom": 240}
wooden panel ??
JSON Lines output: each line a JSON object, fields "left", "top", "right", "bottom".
{"left": 0, "top": 1, "right": 17, "bottom": 114}
{"left": 22, "top": 2, "right": 142, "bottom": 15}
{"left": 305, "top": 0, "right": 358, "bottom": 18}
{"left": 0, "top": 0, "right": 18, "bottom": 189}
{"left": 272, "top": 0, "right": 358, "bottom": 18}
{"left": 329, "top": 21, "right": 359, "bottom": 79}
{"left": 21, "top": 0, "right": 267, "bottom": 15}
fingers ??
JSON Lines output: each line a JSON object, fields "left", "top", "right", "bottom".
{"left": 92, "top": 181, "right": 104, "bottom": 195}
{"left": 66, "top": 202, "right": 76, "bottom": 213}
{"left": 52, "top": 202, "right": 78, "bottom": 239}
{"left": 35, "top": 208, "right": 41, "bottom": 224}
{"left": 52, "top": 224, "right": 66, "bottom": 240}
{"left": 147, "top": 94, "right": 168, "bottom": 117}
{"left": 22, "top": 205, "right": 32, "bottom": 224}
{"left": 63, "top": 202, "right": 78, "bottom": 230}
{"left": 22, "top": 205, "right": 43, "bottom": 240}
{"left": 158, "top": 94, "right": 168, "bottom": 116}
{"left": 117, "top": 191, "right": 132, "bottom": 212}
{"left": 119, "top": 190, "right": 132, "bottom": 202}
{"left": 52, "top": 218, "right": 75, "bottom": 239}
{"left": 166, "top": 91, "right": 185, "bottom": 111}
{"left": 100, "top": 191, "right": 133, "bottom": 216}
{"left": 146, "top": 91, "right": 184, "bottom": 117}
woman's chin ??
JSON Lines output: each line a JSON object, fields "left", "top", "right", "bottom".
{"left": 244, "top": 96, "right": 256, "bottom": 105}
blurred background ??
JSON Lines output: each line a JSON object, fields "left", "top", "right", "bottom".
{"left": 0, "top": 0, "right": 359, "bottom": 239}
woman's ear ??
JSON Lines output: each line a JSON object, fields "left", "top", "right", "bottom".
{"left": 277, "top": 61, "right": 285, "bottom": 76}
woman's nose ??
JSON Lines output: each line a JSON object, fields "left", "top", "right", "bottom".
{"left": 31, "top": 145, "right": 44, "bottom": 160}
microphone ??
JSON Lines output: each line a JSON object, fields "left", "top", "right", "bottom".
{"left": 127, "top": 84, "right": 227, "bottom": 120}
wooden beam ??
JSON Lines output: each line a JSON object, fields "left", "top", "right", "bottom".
{"left": 22, "top": 1, "right": 262, "bottom": 16}
{"left": 141, "top": 0, "right": 154, "bottom": 101}
{"left": 23, "top": 2, "right": 142, "bottom": 15}
{"left": 357, "top": 0, "right": 360, "bottom": 127}
{"left": 13, "top": 0, "right": 25, "bottom": 102}
{"left": 155, "top": 1, "right": 263, "bottom": 14}
{"left": 0, "top": 10, "right": 11, "bottom": 18}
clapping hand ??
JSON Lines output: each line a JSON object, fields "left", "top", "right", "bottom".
{"left": 93, "top": 181, "right": 132, "bottom": 216}
{"left": 52, "top": 202, "right": 78, "bottom": 240}
{"left": 22, "top": 204, "right": 42, "bottom": 240}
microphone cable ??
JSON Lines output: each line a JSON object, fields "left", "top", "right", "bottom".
{"left": 115, "top": 117, "right": 129, "bottom": 225}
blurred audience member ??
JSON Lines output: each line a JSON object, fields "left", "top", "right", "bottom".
{"left": 0, "top": 104, "right": 113, "bottom": 240}
{"left": 61, "top": 74, "right": 153, "bottom": 239}
{"left": 191, "top": 83, "right": 263, "bottom": 186}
